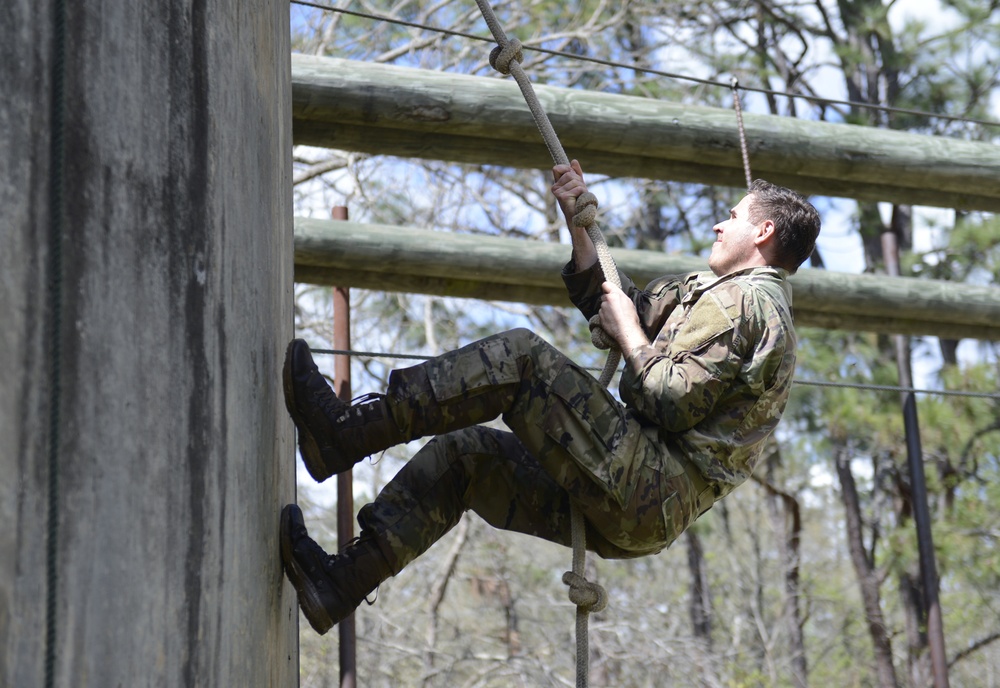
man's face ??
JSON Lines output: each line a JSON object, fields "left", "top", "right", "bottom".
{"left": 708, "top": 194, "right": 762, "bottom": 276}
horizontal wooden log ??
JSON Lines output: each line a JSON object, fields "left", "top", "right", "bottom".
{"left": 292, "top": 54, "right": 1000, "bottom": 212}
{"left": 294, "top": 217, "right": 1000, "bottom": 341}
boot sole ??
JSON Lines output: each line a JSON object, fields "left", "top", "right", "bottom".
{"left": 280, "top": 506, "right": 334, "bottom": 635}
{"left": 282, "top": 342, "right": 334, "bottom": 483}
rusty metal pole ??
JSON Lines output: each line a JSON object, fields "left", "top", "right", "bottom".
{"left": 881, "top": 230, "right": 950, "bottom": 688}
{"left": 331, "top": 206, "right": 357, "bottom": 688}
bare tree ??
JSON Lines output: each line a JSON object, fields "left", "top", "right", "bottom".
{"left": 834, "top": 443, "right": 898, "bottom": 688}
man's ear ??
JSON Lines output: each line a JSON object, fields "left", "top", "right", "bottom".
{"left": 754, "top": 219, "right": 776, "bottom": 247}
{"left": 755, "top": 220, "right": 789, "bottom": 269}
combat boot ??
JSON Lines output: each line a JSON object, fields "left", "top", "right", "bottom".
{"left": 283, "top": 339, "right": 404, "bottom": 482}
{"left": 279, "top": 504, "right": 394, "bottom": 635}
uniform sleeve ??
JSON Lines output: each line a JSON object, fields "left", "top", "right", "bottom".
{"left": 620, "top": 290, "right": 745, "bottom": 431}
{"left": 633, "top": 274, "right": 693, "bottom": 340}
{"left": 562, "top": 259, "right": 639, "bottom": 321}
{"left": 563, "top": 260, "right": 692, "bottom": 339}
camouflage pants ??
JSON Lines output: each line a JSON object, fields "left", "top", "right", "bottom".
{"left": 357, "top": 328, "right": 712, "bottom": 573}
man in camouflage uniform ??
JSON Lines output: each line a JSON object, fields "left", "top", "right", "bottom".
{"left": 279, "top": 160, "right": 821, "bottom": 635}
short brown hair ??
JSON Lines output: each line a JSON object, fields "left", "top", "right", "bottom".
{"left": 747, "top": 179, "right": 821, "bottom": 273}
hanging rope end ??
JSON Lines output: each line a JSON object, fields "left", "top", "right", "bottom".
{"left": 562, "top": 571, "right": 609, "bottom": 613}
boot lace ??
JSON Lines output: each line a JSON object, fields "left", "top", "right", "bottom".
{"left": 304, "top": 372, "right": 347, "bottom": 418}
{"left": 335, "top": 533, "right": 383, "bottom": 605}
{"left": 335, "top": 392, "right": 387, "bottom": 428}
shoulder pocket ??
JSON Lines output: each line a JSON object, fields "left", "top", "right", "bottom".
{"left": 672, "top": 296, "right": 735, "bottom": 353}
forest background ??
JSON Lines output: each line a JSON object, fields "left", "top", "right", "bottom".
{"left": 286, "top": 0, "right": 1000, "bottom": 686}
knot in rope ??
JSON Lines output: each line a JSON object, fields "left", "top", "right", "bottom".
{"left": 588, "top": 315, "right": 613, "bottom": 350}
{"left": 574, "top": 192, "right": 616, "bottom": 355}
{"left": 489, "top": 38, "right": 523, "bottom": 75}
{"left": 562, "top": 571, "right": 608, "bottom": 613}
{"left": 571, "top": 191, "right": 598, "bottom": 228}
{"left": 571, "top": 191, "right": 615, "bottom": 352}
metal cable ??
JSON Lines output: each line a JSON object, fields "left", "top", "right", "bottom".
{"left": 289, "top": 0, "right": 1000, "bottom": 130}
{"left": 312, "top": 348, "right": 1000, "bottom": 399}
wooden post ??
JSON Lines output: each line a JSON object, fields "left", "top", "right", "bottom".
{"left": 292, "top": 217, "right": 1000, "bottom": 341}
{"left": 291, "top": 55, "right": 1000, "bottom": 212}
{"left": 331, "top": 205, "right": 357, "bottom": 688}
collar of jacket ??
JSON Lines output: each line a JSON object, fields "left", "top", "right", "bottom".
{"left": 682, "top": 266, "right": 791, "bottom": 306}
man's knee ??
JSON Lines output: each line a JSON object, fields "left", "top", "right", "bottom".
{"left": 397, "top": 427, "right": 488, "bottom": 469}
{"left": 424, "top": 329, "right": 559, "bottom": 394}
{"left": 501, "top": 327, "right": 547, "bottom": 355}
{"left": 428, "top": 426, "right": 507, "bottom": 466}
{"left": 484, "top": 328, "right": 566, "bottom": 376}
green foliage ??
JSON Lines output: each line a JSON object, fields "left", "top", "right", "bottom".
{"left": 921, "top": 214, "right": 1000, "bottom": 283}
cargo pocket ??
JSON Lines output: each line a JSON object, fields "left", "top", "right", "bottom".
{"left": 659, "top": 456, "right": 717, "bottom": 547}
{"left": 540, "top": 364, "right": 644, "bottom": 509}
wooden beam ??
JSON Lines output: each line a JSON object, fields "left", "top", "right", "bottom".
{"left": 292, "top": 54, "right": 1000, "bottom": 212}
{"left": 294, "top": 217, "right": 1000, "bottom": 341}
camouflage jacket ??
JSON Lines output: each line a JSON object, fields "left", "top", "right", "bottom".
{"left": 562, "top": 261, "right": 797, "bottom": 495}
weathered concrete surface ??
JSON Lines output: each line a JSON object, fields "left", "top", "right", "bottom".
{"left": 1, "top": 1, "right": 296, "bottom": 686}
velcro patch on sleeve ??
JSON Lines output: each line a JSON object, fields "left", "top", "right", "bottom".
{"left": 672, "top": 297, "right": 735, "bottom": 353}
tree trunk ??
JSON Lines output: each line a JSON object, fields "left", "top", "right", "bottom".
{"left": 885, "top": 205, "right": 936, "bottom": 687}
{"left": 899, "top": 567, "right": 932, "bottom": 688}
{"left": 858, "top": 202, "right": 888, "bottom": 272}
{"left": 756, "top": 448, "right": 808, "bottom": 688}
{"left": 686, "top": 528, "right": 713, "bottom": 648}
{"left": 423, "top": 519, "right": 470, "bottom": 684}
{"left": 835, "top": 444, "right": 899, "bottom": 687}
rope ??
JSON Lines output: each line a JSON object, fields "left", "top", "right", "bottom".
{"left": 46, "top": 0, "right": 68, "bottom": 684}
{"left": 473, "top": 2, "right": 611, "bottom": 685}
{"left": 562, "top": 507, "right": 608, "bottom": 686}
{"left": 475, "top": 1, "right": 620, "bottom": 389}
{"left": 730, "top": 77, "right": 753, "bottom": 191}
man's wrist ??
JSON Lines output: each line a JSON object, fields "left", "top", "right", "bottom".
{"left": 618, "top": 328, "right": 650, "bottom": 360}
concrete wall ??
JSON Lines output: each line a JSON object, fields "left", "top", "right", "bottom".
{"left": 1, "top": 0, "right": 297, "bottom": 685}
